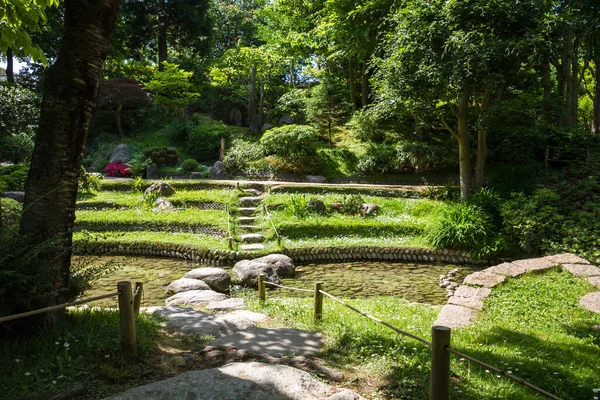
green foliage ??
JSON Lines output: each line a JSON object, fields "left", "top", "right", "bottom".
{"left": 427, "top": 202, "right": 492, "bottom": 252}
{"left": 346, "top": 108, "right": 387, "bottom": 143}
{"left": 357, "top": 142, "right": 453, "bottom": 175}
{"left": 286, "top": 194, "right": 309, "bottom": 219}
{"left": 180, "top": 158, "right": 199, "bottom": 172}
{"left": 271, "top": 88, "right": 308, "bottom": 124}
{"left": 142, "top": 190, "right": 159, "bottom": 209}
{"left": 223, "top": 138, "right": 265, "bottom": 174}
{"left": 339, "top": 194, "right": 364, "bottom": 215}
{"left": 0, "top": 84, "right": 40, "bottom": 136}
{"left": 164, "top": 119, "right": 194, "bottom": 143}
{"left": 125, "top": 155, "right": 152, "bottom": 177}
{"left": 421, "top": 183, "right": 459, "bottom": 201}
{"left": 260, "top": 124, "right": 320, "bottom": 158}
{"left": 131, "top": 176, "right": 145, "bottom": 193}
{"left": 77, "top": 167, "right": 101, "bottom": 198}
{"left": 0, "top": 163, "right": 29, "bottom": 191}
{"left": 0, "top": 132, "right": 35, "bottom": 163}
{"left": 143, "top": 147, "right": 178, "bottom": 166}
{"left": 1, "top": 197, "right": 22, "bottom": 229}
{"left": 187, "top": 120, "right": 230, "bottom": 162}
{"left": 143, "top": 62, "right": 200, "bottom": 121}
{"left": 486, "top": 162, "right": 545, "bottom": 196}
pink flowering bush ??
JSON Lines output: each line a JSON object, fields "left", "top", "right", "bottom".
{"left": 103, "top": 161, "right": 132, "bottom": 177}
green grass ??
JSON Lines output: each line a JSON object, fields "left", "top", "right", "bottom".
{"left": 242, "top": 269, "right": 600, "bottom": 399}
{"left": 73, "top": 231, "right": 229, "bottom": 250}
{"left": 77, "top": 189, "right": 233, "bottom": 210}
{"left": 97, "top": 179, "right": 235, "bottom": 192}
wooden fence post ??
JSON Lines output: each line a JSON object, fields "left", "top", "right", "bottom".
{"left": 117, "top": 281, "right": 137, "bottom": 357}
{"left": 220, "top": 137, "right": 226, "bottom": 161}
{"left": 545, "top": 146, "right": 550, "bottom": 167}
{"left": 314, "top": 282, "right": 323, "bottom": 321}
{"left": 228, "top": 237, "right": 234, "bottom": 250}
{"left": 133, "top": 282, "right": 143, "bottom": 316}
{"left": 258, "top": 274, "right": 266, "bottom": 302}
{"left": 430, "top": 325, "right": 451, "bottom": 400}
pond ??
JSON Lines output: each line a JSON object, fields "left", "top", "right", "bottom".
{"left": 77, "top": 256, "right": 472, "bottom": 307}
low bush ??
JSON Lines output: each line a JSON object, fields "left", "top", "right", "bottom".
{"left": 0, "top": 163, "right": 29, "bottom": 191}
{"left": 340, "top": 194, "right": 364, "bottom": 215}
{"left": 486, "top": 162, "right": 545, "bottom": 196}
{"left": 143, "top": 146, "right": 179, "bottom": 166}
{"left": 103, "top": 161, "right": 132, "bottom": 177}
{"left": 0, "top": 133, "right": 35, "bottom": 163}
{"left": 260, "top": 125, "right": 320, "bottom": 159}
{"left": 187, "top": 121, "right": 229, "bottom": 162}
{"left": 78, "top": 166, "right": 102, "bottom": 198}
{"left": 164, "top": 119, "right": 194, "bottom": 142}
{"left": 181, "top": 158, "right": 199, "bottom": 172}
{"left": 125, "top": 154, "right": 152, "bottom": 177}
{"left": 357, "top": 142, "right": 453, "bottom": 174}
{"left": 223, "top": 138, "right": 265, "bottom": 174}
{"left": 1, "top": 197, "right": 22, "bottom": 229}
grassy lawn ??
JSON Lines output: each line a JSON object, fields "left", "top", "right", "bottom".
{"left": 78, "top": 189, "right": 233, "bottom": 210}
{"left": 73, "top": 231, "right": 229, "bottom": 250}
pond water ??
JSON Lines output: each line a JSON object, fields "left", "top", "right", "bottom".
{"left": 77, "top": 256, "right": 471, "bottom": 307}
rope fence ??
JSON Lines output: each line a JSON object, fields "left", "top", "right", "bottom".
{"left": 0, "top": 281, "right": 144, "bottom": 358}
{"left": 257, "top": 274, "right": 564, "bottom": 400}
{"left": 263, "top": 203, "right": 282, "bottom": 247}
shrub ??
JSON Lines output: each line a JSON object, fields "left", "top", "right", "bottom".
{"left": 103, "top": 161, "right": 132, "bottom": 177}
{"left": 187, "top": 121, "right": 229, "bottom": 162}
{"left": 286, "top": 194, "right": 309, "bottom": 219}
{"left": 78, "top": 166, "right": 102, "bottom": 197}
{"left": 340, "top": 194, "right": 364, "bottom": 215}
{"left": 1, "top": 198, "right": 22, "bottom": 229}
{"left": 356, "top": 144, "right": 396, "bottom": 174}
{"left": 0, "top": 133, "right": 35, "bottom": 163}
{"left": 126, "top": 154, "right": 152, "bottom": 176}
{"left": 427, "top": 203, "right": 493, "bottom": 251}
{"left": 0, "top": 164, "right": 29, "bottom": 191}
{"left": 271, "top": 88, "right": 308, "bottom": 124}
{"left": 0, "top": 83, "right": 40, "bottom": 137}
{"left": 487, "top": 162, "right": 545, "bottom": 196}
{"left": 132, "top": 176, "right": 145, "bottom": 193}
{"left": 143, "top": 147, "right": 179, "bottom": 166}
{"left": 260, "top": 125, "right": 320, "bottom": 159}
{"left": 164, "top": 119, "right": 194, "bottom": 142}
{"left": 422, "top": 183, "right": 459, "bottom": 201}
{"left": 347, "top": 108, "right": 387, "bottom": 142}
{"left": 181, "top": 159, "right": 199, "bottom": 172}
{"left": 223, "top": 138, "right": 264, "bottom": 174}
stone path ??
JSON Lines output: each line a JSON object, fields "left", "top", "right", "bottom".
{"left": 434, "top": 253, "right": 600, "bottom": 328}
{"left": 104, "top": 362, "right": 364, "bottom": 400}
{"left": 236, "top": 190, "right": 266, "bottom": 251}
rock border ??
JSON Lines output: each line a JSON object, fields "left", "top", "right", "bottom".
{"left": 434, "top": 253, "right": 600, "bottom": 329}
{"left": 74, "top": 242, "right": 474, "bottom": 266}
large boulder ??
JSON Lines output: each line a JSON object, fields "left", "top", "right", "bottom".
{"left": 109, "top": 144, "right": 130, "bottom": 164}
{"left": 165, "top": 278, "right": 210, "bottom": 296}
{"left": 183, "top": 267, "right": 232, "bottom": 292}
{"left": 143, "top": 181, "right": 175, "bottom": 199}
{"left": 233, "top": 260, "right": 280, "bottom": 287}
{"left": 306, "top": 198, "right": 326, "bottom": 215}
{"left": 251, "top": 254, "right": 295, "bottom": 278}
{"left": 165, "top": 290, "right": 227, "bottom": 306}
{"left": 279, "top": 115, "right": 294, "bottom": 125}
{"left": 3, "top": 191, "right": 25, "bottom": 203}
{"left": 104, "top": 362, "right": 364, "bottom": 400}
{"left": 210, "top": 161, "right": 228, "bottom": 180}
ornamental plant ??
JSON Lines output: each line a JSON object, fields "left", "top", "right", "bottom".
{"left": 103, "top": 161, "right": 132, "bottom": 177}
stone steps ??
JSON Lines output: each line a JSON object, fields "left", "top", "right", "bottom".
{"left": 240, "top": 244, "right": 265, "bottom": 251}
{"left": 239, "top": 207, "right": 257, "bottom": 216}
{"left": 242, "top": 188, "right": 262, "bottom": 196}
{"left": 240, "top": 233, "right": 265, "bottom": 243}
{"left": 239, "top": 197, "right": 263, "bottom": 207}
{"left": 238, "top": 225, "right": 259, "bottom": 231}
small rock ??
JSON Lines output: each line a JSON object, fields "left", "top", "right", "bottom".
{"left": 580, "top": 292, "right": 600, "bottom": 314}
{"left": 463, "top": 271, "right": 506, "bottom": 288}
{"left": 143, "top": 181, "right": 175, "bottom": 199}
{"left": 154, "top": 197, "right": 174, "bottom": 210}
{"left": 306, "top": 175, "right": 327, "bottom": 183}
{"left": 3, "top": 191, "right": 24, "bottom": 203}
{"left": 279, "top": 115, "right": 294, "bottom": 125}
{"left": 210, "top": 161, "right": 228, "bottom": 179}
{"left": 561, "top": 264, "right": 600, "bottom": 277}
{"left": 205, "top": 298, "right": 245, "bottom": 311}
{"left": 145, "top": 163, "right": 158, "bottom": 179}
{"left": 307, "top": 198, "right": 327, "bottom": 214}
{"left": 183, "top": 267, "right": 232, "bottom": 292}
{"left": 261, "top": 123, "right": 273, "bottom": 132}
{"left": 329, "top": 202, "right": 343, "bottom": 213}
{"left": 165, "top": 278, "right": 210, "bottom": 296}
{"left": 361, "top": 203, "right": 380, "bottom": 216}
{"left": 165, "top": 290, "right": 227, "bottom": 306}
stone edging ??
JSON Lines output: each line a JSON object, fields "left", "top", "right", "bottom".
{"left": 74, "top": 242, "right": 474, "bottom": 266}
{"left": 434, "top": 253, "right": 600, "bottom": 328}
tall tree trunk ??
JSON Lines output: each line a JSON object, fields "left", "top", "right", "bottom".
{"left": 541, "top": 61, "right": 554, "bottom": 124}
{"left": 290, "top": 58, "right": 295, "bottom": 88}
{"left": 19, "top": 0, "right": 118, "bottom": 310}
{"left": 361, "top": 57, "right": 369, "bottom": 107}
{"left": 349, "top": 60, "right": 357, "bottom": 111}
{"left": 258, "top": 74, "right": 265, "bottom": 131}
{"left": 593, "top": 60, "right": 600, "bottom": 134}
{"left": 116, "top": 104, "right": 124, "bottom": 139}
{"left": 566, "top": 36, "right": 579, "bottom": 126}
{"left": 474, "top": 88, "right": 492, "bottom": 189}
{"left": 457, "top": 92, "right": 471, "bottom": 200}
{"left": 6, "top": 47, "right": 14, "bottom": 83}
{"left": 158, "top": 24, "right": 168, "bottom": 71}
{"left": 248, "top": 65, "right": 258, "bottom": 135}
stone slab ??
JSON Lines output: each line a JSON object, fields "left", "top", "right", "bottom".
{"left": 239, "top": 207, "right": 257, "bottom": 216}
{"left": 243, "top": 188, "right": 262, "bottom": 196}
{"left": 207, "top": 327, "right": 323, "bottom": 357}
{"left": 239, "top": 197, "right": 262, "bottom": 207}
{"left": 544, "top": 253, "right": 591, "bottom": 265}
{"left": 238, "top": 217, "right": 256, "bottom": 224}
{"left": 240, "top": 233, "right": 265, "bottom": 243}
{"left": 205, "top": 298, "right": 245, "bottom": 311}
{"left": 511, "top": 257, "right": 556, "bottom": 272}
{"left": 146, "top": 306, "right": 266, "bottom": 336}
{"left": 165, "top": 278, "right": 210, "bottom": 296}
{"left": 448, "top": 286, "right": 492, "bottom": 310}
{"left": 434, "top": 304, "right": 478, "bottom": 328}
{"left": 104, "top": 362, "right": 364, "bottom": 400}
{"left": 561, "top": 264, "right": 600, "bottom": 277}
{"left": 589, "top": 276, "right": 600, "bottom": 289}
{"left": 240, "top": 244, "right": 265, "bottom": 251}
{"left": 183, "top": 267, "right": 231, "bottom": 292}
{"left": 580, "top": 292, "right": 600, "bottom": 314}
{"left": 165, "top": 290, "right": 227, "bottom": 306}
{"left": 463, "top": 271, "right": 506, "bottom": 288}
{"left": 486, "top": 262, "right": 528, "bottom": 277}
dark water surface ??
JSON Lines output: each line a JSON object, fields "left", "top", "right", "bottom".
{"left": 77, "top": 256, "right": 471, "bottom": 307}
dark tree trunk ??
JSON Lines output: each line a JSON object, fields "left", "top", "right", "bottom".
{"left": 593, "top": 60, "right": 600, "bottom": 134}
{"left": 349, "top": 60, "right": 357, "bottom": 111}
{"left": 541, "top": 61, "right": 554, "bottom": 124}
{"left": 474, "top": 88, "right": 492, "bottom": 189}
{"left": 457, "top": 92, "right": 471, "bottom": 200}
{"left": 566, "top": 36, "right": 579, "bottom": 126}
{"left": 6, "top": 47, "right": 14, "bottom": 83}
{"left": 361, "top": 57, "right": 369, "bottom": 107}
{"left": 258, "top": 74, "right": 265, "bottom": 131}
{"left": 158, "top": 24, "right": 168, "bottom": 71}
{"left": 248, "top": 65, "right": 258, "bottom": 135}
{"left": 116, "top": 104, "right": 124, "bottom": 139}
{"left": 19, "top": 0, "right": 118, "bottom": 308}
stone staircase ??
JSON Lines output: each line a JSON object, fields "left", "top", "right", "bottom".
{"left": 236, "top": 190, "right": 266, "bottom": 251}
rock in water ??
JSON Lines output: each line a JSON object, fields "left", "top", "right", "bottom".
{"left": 109, "top": 144, "right": 130, "bottom": 164}
{"left": 233, "top": 260, "right": 280, "bottom": 287}
{"left": 183, "top": 267, "right": 232, "bottom": 292}
{"left": 250, "top": 254, "right": 295, "bottom": 278}
{"left": 210, "top": 160, "right": 228, "bottom": 179}
{"left": 165, "top": 278, "right": 210, "bottom": 296}
{"left": 143, "top": 180, "right": 175, "bottom": 199}
{"left": 103, "top": 362, "right": 364, "bottom": 400}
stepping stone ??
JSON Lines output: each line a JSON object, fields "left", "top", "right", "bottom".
{"left": 486, "top": 262, "right": 528, "bottom": 277}
{"left": 434, "top": 304, "right": 478, "bottom": 328}
{"left": 511, "top": 257, "right": 555, "bottom": 272}
{"left": 183, "top": 267, "right": 231, "bottom": 292}
{"left": 239, "top": 207, "right": 257, "bottom": 216}
{"left": 463, "top": 271, "right": 506, "bottom": 288}
{"left": 240, "top": 244, "right": 265, "bottom": 251}
{"left": 206, "top": 298, "right": 245, "bottom": 311}
{"left": 146, "top": 306, "right": 266, "bottom": 336}
{"left": 241, "top": 233, "right": 265, "bottom": 243}
{"left": 207, "top": 327, "right": 323, "bottom": 357}
{"left": 243, "top": 188, "right": 262, "bottom": 196}
{"left": 239, "top": 196, "right": 262, "bottom": 207}
{"left": 544, "top": 253, "right": 591, "bottom": 265}
{"left": 589, "top": 276, "right": 600, "bottom": 289}
{"left": 448, "top": 286, "right": 492, "bottom": 310}
{"left": 166, "top": 278, "right": 210, "bottom": 296}
{"left": 580, "top": 292, "right": 600, "bottom": 314}
{"left": 165, "top": 290, "right": 227, "bottom": 306}
{"left": 238, "top": 216, "right": 257, "bottom": 224}
{"left": 561, "top": 264, "right": 600, "bottom": 277}
{"left": 238, "top": 225, "right": 259, "bottom": 231}
{"left": 103, "top": 362, "right": 364, "bottom": 400}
